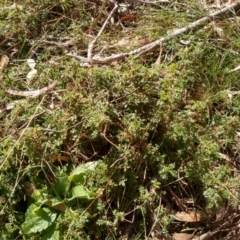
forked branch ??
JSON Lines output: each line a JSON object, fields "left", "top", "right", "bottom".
{"left": 68, "top": 2, "right": 240, "bottom": 64}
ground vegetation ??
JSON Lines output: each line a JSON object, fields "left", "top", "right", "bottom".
{"left": 1, "top": 0, "right": 240, "bottom": 239}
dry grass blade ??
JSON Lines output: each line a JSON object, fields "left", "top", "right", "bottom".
{"left": 173, "top": 233, "right": 193, "bottom": 240}
{"left": 0, "top": 54, "right": 9, "bottom": 79}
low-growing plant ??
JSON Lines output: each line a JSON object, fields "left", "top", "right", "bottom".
{"left": 1, "top": 0, "right": 240, "bottom": 239}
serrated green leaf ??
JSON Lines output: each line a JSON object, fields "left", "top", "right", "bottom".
{"left": 32, "top": 188, "right": 48, "bottom": 203}
{"left": 68, "top": 161, "right": 99, "bottom": 183}
{"left": 21, "top": 204, "right": 58, "bottom": 235}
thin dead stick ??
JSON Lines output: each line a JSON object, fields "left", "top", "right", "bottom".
{"left": 68, "top": 2, "right": 240, "bottom": 64}
{"left": 6, "top": 80, "right": 58, "bottom": 97}
{"left": 87, "top": 3, "right": 118, "bottom": 59}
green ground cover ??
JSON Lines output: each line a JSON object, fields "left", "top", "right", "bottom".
{"left": 1, "top": 0, "right": 240, "bottom": 239}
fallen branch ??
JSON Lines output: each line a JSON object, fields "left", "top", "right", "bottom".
{"left": 68, "top": 2, "right": 240, "bottom": 64}
{"left": 6, "top": 80, "right": 58, "bottom": 97}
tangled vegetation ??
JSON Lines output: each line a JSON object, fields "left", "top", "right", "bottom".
{"left": 1, "top": 0, "right": 240, "bottom": 239}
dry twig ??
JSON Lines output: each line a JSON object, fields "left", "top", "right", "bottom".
{"left": 6, "top": 80, "right": 58, "bottom": 97}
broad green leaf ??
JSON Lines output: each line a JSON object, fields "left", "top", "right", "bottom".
{"left": 68, "top": 161, "right": 99, "bottom": 183}
{"left": 21, "top": 204, "right": 58, "bottom": 235}
{"left": 53, "top": 174, "right": 70, "bottom": 198}
{"left": 69, "top": 185, "right": 94, "bottom": 200}
{"left": 42, "top": 224, "right": 59, "bottom": 240}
